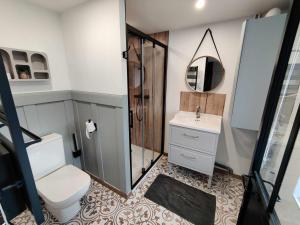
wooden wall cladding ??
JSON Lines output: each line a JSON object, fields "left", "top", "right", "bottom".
{"left": 180, "top": 92, "right": 226, "bottom": 116}
{"left": 149, "top": 31, "right": 169, "bottom": 46}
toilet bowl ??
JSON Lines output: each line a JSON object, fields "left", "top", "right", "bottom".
{"left": 27, "top": 133, "right": 91, "bottom": 223}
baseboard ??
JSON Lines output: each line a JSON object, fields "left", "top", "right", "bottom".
{"left": 214, "top": 168, "right": 243, "bottom": 180}
{"left": 87, "top": 172, "right": 131, "bottom": 199}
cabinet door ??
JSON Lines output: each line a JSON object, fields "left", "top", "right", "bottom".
{"left": 231, "top": 14, "right": 286, "bottom": 130}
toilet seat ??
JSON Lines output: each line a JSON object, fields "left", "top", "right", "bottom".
{"left": 36, "top": 165, "right": 91, "bottom": 209}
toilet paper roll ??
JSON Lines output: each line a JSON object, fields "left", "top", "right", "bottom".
{"left": 85, "top": 120, "right": 96, "bottom": 139}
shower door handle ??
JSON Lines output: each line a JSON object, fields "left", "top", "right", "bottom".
{"left": 129, "top": 110, "right": 133, "bottom": 128}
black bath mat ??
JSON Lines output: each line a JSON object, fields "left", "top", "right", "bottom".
{"left": 145, "top": 174, "right": 216, "bottom": 225}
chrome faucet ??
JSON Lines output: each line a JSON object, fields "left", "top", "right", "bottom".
{"left": 196, "top": 105, "right": 201, "bottom": 119}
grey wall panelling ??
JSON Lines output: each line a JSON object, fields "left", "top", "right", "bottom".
{"left": 231, "top": 14, "right": 287, "bottom": 130}
{"left": 16, "top": 107, "right": 28, "bottom": 129}
{"left": 115, "top": 97, "right": 131, "bottom": 193}
{"left": 72, "top": 92, "right": 131, "bottom": 193}
{"left": 73, "top": 101, "right": 102, "bottom": 178}
{"left": 98, "top": 105, "right": 121, "bottom": 188}
{"left": 35, "top": 101, "right": 75, "bottom": 166}
{"left": 13, "top": 90, "right": 72, "bottom": 106}
{"left": 12, "top": 91, "right": 81, "bottom": 168}
{"left": 64, "top": 100, "right": 81, "bottom": 168}
{"left": 10, "top": 90, "right": 131, "bottom": 193}
{"left": 23, "top": 105, "right": 41, "bottom": 133}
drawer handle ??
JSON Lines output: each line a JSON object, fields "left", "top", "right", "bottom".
{"left": 183, "top": 133, "right": 199, "bottom": 139}
{"left": 180, "top": 153, "right": 196, "bottom": 160}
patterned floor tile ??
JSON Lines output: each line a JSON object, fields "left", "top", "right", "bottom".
{"left": 11, "top": 156, "right": 244, "bottom": 225}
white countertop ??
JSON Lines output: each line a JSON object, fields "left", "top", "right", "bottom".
{"left": 169, "top": 111, "right": 222, "bottom": 134}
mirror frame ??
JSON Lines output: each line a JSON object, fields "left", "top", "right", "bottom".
{"left": 185, "top": 55, "right": 225, "bottom": 92}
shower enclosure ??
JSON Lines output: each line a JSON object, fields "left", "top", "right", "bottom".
{"left": 126, "top": 25, "right": 167, "bottom": 187}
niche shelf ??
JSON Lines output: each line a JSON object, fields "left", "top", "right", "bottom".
{"left": 0, "top": 47, "right": 51, "bottom": 82}
{"left": 31, "top": 53, "right": 50, "bottom": 80}
{"left": 12, "top": 50, "right": 28, "bottom": 64}
{"left": 31, "top": 53, "right": 48, "bottom": 70}
{"left": 16, "top": 65, "right": 32, "bottom": 79}
{"left": 34, "top": 72, "right": 49, "bottom": 79}
{"left": 0, "top": 49, "right": 15, "bottom": 79}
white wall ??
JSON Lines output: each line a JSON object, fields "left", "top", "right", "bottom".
{"left": 61, "top": 0, "right": 127, "bottom": 95}
{"left": 0, "top": 0, "right": 71, "bottom": 93}
{"left": 165, "top": 19, "right": 258, "bottom": 175}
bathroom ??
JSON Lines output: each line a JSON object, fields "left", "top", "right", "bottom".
{"left": 0, "top": 0, "right": 299, "bottom": 224}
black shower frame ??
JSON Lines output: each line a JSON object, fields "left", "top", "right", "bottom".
{"left": 237, "top": 0, "right": 300, "bottom": 224}
{"left": 125, "top": 24, "right": 168, "bottom": 188}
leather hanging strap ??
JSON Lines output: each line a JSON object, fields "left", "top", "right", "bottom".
{"left": 189, "top": 28, "right": 223, "bottom": 66}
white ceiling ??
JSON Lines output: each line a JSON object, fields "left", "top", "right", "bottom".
{"left": 126, "top": 0, "right": 290, "bottom": 33}
{"left": 24, "top": 0, "right": 91, "bottom": 12}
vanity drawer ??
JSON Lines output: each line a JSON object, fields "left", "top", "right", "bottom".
{"left": 169, "top": 145, "right": 214, "bottom": 176}
{"left": 170, "top": 125, "right": 218, "bottom": 154}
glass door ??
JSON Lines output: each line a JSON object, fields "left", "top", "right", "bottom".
{"left": 260, "top": 24, "right": 300, "bottom": 195}
{"left": 238, "top": 1, "right": 300, "bottom": 224}
{"left": 152, "top": 44, "right": 166, "bottom": 162}
{"left": 142, "top": 39, "right": 155, "bottom": 173}
{"left": 142, "top": 39, "right": 166, "bottom": 173}
{"left": 127, "top": 32, "right": 144, "bottom": 184}
{"left": 272, "top": 22, "right": 300, "bottom": 225}
{"left": 127, "top": 25, "right": 167, "bottom": 187}
{"left": 275, "top": 130, "right": 300, "bottom": 225}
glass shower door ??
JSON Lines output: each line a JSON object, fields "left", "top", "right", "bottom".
{"left": 152, "top": 43, "right": 165, "bottom": 162}
{"left": 259, "top": 23, "right": 300, "bottom": 224}
{"left": 237, "top": 2, "right": 300, "bottom": 224}
{"left": 141, "top": 40, "right": 166, "bottom": 173}
{"left": 128, "top": 32, "right": 144, "bottom": 184}
{"left": 127, "top": 26, "right": 167, "bottom": 186}
{"left": 259, "top": 24, "right": 300, "bottom": 195}
{"left": 142, "top": 39, "right": 154, "bottom": 173}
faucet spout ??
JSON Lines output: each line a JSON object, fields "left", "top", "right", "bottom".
{"left": 196, "top": 106, "right": 201, "bottom": 118}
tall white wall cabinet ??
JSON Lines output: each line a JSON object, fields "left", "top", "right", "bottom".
{"left": 231, "top": 14, "right": 287, "bottom": 130}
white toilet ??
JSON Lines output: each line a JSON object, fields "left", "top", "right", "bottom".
{"left": 27, "top": 133, "right": 91, "bottom": 223}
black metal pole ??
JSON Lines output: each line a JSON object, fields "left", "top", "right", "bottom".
{"left": 0, "top": 57, "right": 44, "bottom": 224}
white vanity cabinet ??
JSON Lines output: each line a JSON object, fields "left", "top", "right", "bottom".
{"left": 168, "top": 111, "right": 222, "bottom": 187}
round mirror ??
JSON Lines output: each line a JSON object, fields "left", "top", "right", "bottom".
{"left": 185, "top": 56, "right": 224, "bottom": 92}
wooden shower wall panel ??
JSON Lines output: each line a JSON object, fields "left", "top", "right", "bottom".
{"left": 153, "top": 45, "right": 165, "bottom": 152}
{"left": 149, "top": 31, "right": 169, "bottom": 46}
{"left": 180, "top": 92, "right": 226, "bottom": 116}
{"left": 143, "top": 44, "right": 153, "bottom": 150}
{"left": 147, "top": 31, "right": 168, "bottom": 153}
{"left": 128, "top": 35, "right": 140, "bottom": 147}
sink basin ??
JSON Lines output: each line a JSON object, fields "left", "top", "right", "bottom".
{"left": 169, "top": 111, "right": 222, "bottom": 134}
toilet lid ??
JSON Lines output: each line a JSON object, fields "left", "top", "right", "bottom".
{"left": 36, "top": 165, "right": 91, "bottom": 208}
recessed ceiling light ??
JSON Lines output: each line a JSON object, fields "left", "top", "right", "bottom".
{"left": 195, "top": 0, "right": 205, "bottom": 9}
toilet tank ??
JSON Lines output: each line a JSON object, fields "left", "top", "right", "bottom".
{"left": 27, "top": 133, "right": 66, "bottom": 181}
